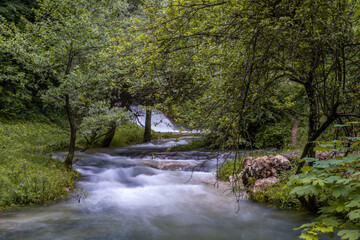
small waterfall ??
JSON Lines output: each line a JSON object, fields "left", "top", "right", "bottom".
{"left": 131, "top": 107, "right": 179, "bottom": 133}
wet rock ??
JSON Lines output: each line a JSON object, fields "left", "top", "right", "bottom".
{"left": 241, "top": 155, "right": 290, "bottom": 186}
{"left": 140, "top": 160, "right": 197, "bottom": 171}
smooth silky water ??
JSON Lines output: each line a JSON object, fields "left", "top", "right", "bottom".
{"left": 0, "top": 140, "right": 322, "bottom": 240}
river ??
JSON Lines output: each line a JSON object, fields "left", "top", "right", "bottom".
{"left": 0, "top": 139, "right": 315, "bottom": 240}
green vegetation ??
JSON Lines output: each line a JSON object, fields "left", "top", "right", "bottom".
{"left": 168, "top": 138, "right": 209, "bottom": 151}
{"left": 216, "top": 157, "right": 244, "bottom": 182}
{"left": 288, "top": 127, "right": 360, "bottom": 240}
{"left": 110, "top": 122, "right": 145, "bottom": 147}
{"left": 0, "top": 119, "right": 79, "bottom": 211}
{"left": 250, "top": 180, "right": 301, "bottom": 210}
{"left": 108, "top": 122, "right": 185, "bottom": 148}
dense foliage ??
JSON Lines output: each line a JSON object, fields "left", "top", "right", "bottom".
{"left": 289, "top": 125, "right": 360, "bottom": 239}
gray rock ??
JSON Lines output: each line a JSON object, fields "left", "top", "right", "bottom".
{"left": 241, "top": 155, "right": 290, "bottom": 186}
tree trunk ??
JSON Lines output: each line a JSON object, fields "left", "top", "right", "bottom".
{"left": 298, "top": 196, "right": 319, "bottom": 213}
{"left": 144, "top": 109, "right": 152, "bottom": 143}
{"left": 290, "top": 115, "right": 299, "bottom": 148}
{"left": 102, "top": 121, "right": 117, "bottom": 147}
{"left": 64, "top": 94, "right": 76, "bottom": 168}
{"left": 296, "top": 80, "right": 317, "bottom": 173}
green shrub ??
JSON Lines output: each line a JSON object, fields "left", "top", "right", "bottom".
{"left": 288, "top": 126, "right": 360, "bottom": 240}
{"left": 254, "top": 119, "right": 292, "bottom": 149}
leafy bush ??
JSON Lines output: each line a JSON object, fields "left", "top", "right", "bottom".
{"left": 289, "top": 132, "right": 360, "bottom": 239}
{"left": 0, "top": 153, "right": 79, "bottom": 209}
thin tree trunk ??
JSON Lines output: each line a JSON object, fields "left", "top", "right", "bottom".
{"left": 64, "top": 94, "right": 76, "bottom": 168}
{"left": 291, "top": 115, "right": 299, "bottom": 148}
{"left": 102, "top": 121, "right": 117, "bottom": 147}
{"left": 144, "top": 109, "right": 152, "bottom": 143}
{"left": 64, "top": 48, "right": 76, "bottom": 167}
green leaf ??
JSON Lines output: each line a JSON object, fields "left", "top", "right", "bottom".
{"left": 299, "top": 231, "right": 319, "bottom": 240}
{"left": 348, "top": 210, "right": 360, "bottom": 221}
{"left": 338, "top": 230, "right": 360, "bottom": 240}
{"left": 332, "top": 185, "right": 351, "bottom": 198}
{"left": 324, "top": 176, "right": 341, "bottom": 184}
{"left": 346, "top": 195, "right": 360, "bottom": 208}
{"left": 334, "top": 124, "right": 349, "bottom": 128}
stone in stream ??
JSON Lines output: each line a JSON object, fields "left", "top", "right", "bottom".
{"left": 140, "top": 160, "right": 199, "bottom": 171}
{"left": 230, "top": 155, "right": 291, "bottom": 194}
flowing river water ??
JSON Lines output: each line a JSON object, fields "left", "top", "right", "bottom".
{"left": 0, "top": 139, "right": 317, "bottom": 240}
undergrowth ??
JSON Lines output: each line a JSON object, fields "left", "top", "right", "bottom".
{"left": 110, "top": 122, "right": 144, "bottom": 147}
{"left": 0, "top": 119, "right": 79, "bottom": 211}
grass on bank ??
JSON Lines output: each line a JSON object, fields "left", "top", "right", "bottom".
{"left": 0, "top": 119, "right": 79, "bottom": 211}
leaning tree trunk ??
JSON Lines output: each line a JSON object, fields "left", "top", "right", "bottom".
{"left": 64, "top": 94, "right": 76, "bottom": 168}
{"left": 144, "top": 109, "right": 152, "bottom": 143}
{"left": 296, "top": 79, "right": 318, "bottom": 173}
{"left": 102, "top": 121, "right": 117, "bottom": 147}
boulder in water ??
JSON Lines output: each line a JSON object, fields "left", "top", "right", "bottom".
{"left": 241, "top": 155, "right": 290, "bottom": 186}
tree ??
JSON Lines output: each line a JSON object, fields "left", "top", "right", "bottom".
{"left": 0, "top": 0, "right": 129, "bottom": 167}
